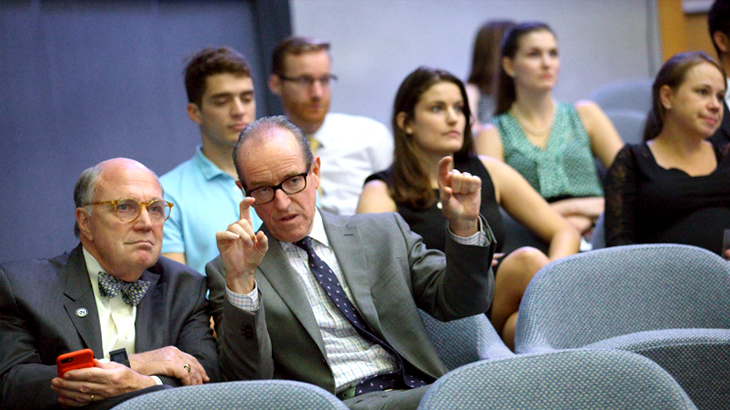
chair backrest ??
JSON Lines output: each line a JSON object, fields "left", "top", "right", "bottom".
{"left": 110, "top": 380, "right": 348, "bottom": 410}
{"left": 418, "top": 309, "right": 513, "bottom": 370}
{"left": 417, "top": 349, "right": 698, "bottom": 409}
{"left": 515, "top": 244, "right": 730, "bottom": 351}
{"left": 604, "top": 108, "right": 647, "bottom": 144}
{"left": 588, "top": 78, "right": 653, "bottom": 112}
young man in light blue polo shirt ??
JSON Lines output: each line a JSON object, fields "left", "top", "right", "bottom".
{"left": 161, "top": 47, "right": 263, "bottom": 275}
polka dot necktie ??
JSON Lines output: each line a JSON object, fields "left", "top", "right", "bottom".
{"left": 293, "top": 237, "right": 429, "bottom": 396}
{"left": 98, "top": 272, "right": 151, "bottom": 307}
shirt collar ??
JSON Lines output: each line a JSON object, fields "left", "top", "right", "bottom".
{"left": 308, "top": 208, "right": 329, "bottom": 248}
{"left": 306, "top": 114, "right": 331, "bottom": 146}
{"left": 193, "top": 145, "right": 233, "bottom": 181}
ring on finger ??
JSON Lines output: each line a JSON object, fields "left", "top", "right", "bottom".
{"left": 90, "top": 394, "right": 95, "bottom": 402}
{"left": 183, "top": 363, "right": 191, "bottom": 373}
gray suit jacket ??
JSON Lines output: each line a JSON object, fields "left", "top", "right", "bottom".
{"left": 0, "top": 245, "right": 220, "bottom": 410}
{"left": 207, "top": 211, "right": 495, "bottom": 393}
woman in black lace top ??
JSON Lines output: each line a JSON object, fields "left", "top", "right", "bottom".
{"left": 356, "top": 67, "right": 580, "bottom": 348}
{"left": 605, "top": 51, "right": 730, "bottom": 256}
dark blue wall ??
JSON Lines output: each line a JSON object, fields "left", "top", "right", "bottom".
{"left": 0, "top": 0, "right": 290, "bottom": 263}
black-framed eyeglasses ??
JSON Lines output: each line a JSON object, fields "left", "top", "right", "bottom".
{"left": 245, "top": 164, "right": 311, "bottom": 205}
{"left": 278, "top": 74, "right": 337, "bottom": 88}
{"left": 87, "top": 198, "right": 173, "bottom": 223}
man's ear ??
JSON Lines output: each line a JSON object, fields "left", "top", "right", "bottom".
{"left": 75, "top": 207, "right": 93, "bottom": 240}
{"left": 310, "top": 156, "right": 321, "bottom": 190}
{"left": 236, "top": 180, "right": 245, "bottom": 194}
{"left": 713, "top": 30, "right": 730, "bottom": 55}
{"left": 396, "top": 112, "right": 412, "bottom": 134}
{"left": 187, "top": 102, "right": 202, "bottom": 125}
{"left": 269, "top": 74, "right": 282, "bottom": 96}
{"left": 502, "top": 56, "right": 516, "bottom": 77}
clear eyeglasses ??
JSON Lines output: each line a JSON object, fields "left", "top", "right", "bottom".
{"left": 88, "top": 198, "right": 174, "bottom": 223}
{"left": 278, "top": 74, "right": 338, "bottom": 88}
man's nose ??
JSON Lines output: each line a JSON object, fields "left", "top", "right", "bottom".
{"left": 231, "top": 98, "right": 246, "bottom": 116}
{"left": 272, "top": 188, "right": 291, "bottom": 209}
{"left": 134, "top": 206, "right": 154, "bottom": 229}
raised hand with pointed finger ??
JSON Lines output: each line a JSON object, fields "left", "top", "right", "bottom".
{"left": 215, "top": 197, "right": 269, "bottom": 294}
{"left": 437, "top": 156, "right": 482, "bottom": 237}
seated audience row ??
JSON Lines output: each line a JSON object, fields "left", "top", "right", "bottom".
{"left": 4, "top": 3, "right": 730, "bottom": 407}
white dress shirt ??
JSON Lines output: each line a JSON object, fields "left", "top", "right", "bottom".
{"left": 82, "top": 247, "right": 136, "bottom": 359}
{"left": 309, "top": 113, "right": 393, "bottom": 216}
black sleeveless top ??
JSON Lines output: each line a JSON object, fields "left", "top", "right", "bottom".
{"left": 365, "top": 155, "right": 504, "bottom": 252}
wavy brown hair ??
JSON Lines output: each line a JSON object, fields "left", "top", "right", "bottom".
{"left": 390, "top": 67, "right": 474, "bottom": 210}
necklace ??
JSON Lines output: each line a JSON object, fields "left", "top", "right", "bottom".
{"left": 510, "top": 100, "right": 555, "bottom": 137}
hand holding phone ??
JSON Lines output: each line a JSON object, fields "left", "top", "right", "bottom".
{"left": 56, "top": 348, "right": 95, "bottom": 378}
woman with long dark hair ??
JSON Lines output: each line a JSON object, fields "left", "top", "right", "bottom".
{"left": 357, "top": 67, "right": 580, "bottom": 348}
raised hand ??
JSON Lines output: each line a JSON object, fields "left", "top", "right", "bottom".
{"left": 216, "top": 197, "right": 269, "bottom": 294}
{"left": 437, "top": 156, "right": 482, "bottom": 237}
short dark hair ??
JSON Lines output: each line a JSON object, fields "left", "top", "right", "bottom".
{"left": 643, "top": 51, "right": 726, "bottom": 141}
{"left": 184, "top": 47, "right": 252, "bottom": 107}
{"left": 232, "top": 116, "right": 313, "bottom": 188}
{"left": 271, "top": 36, "right": 330, "bottom": 76}
{"left": 708, "top": 0, "right": 730, "bottom": 57}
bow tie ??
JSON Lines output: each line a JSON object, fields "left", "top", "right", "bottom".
{"left": 98, "top": 272, "right": 151, "bottom": 306}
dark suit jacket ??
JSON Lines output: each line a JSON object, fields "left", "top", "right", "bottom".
{"left": 0, "top": 245, "right": 220, "bottom": 410}
{"left": 710, "top": 103, "right": 730, "bottom": 145}
{"left": 206, "top": 211, "right": 496, "bottom": 393}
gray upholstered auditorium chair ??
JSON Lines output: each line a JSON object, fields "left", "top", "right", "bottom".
{"left": 418, "top": 310, "right": 513, "bottom": 371}
{"left": 587, "top": 78, "right": 653, "bottom": 112}
{"left": 110, "top": 379, "right": 348, "bottom": 410}
{"left": 603, "top": 108, "right": 647, "bottom": 145}
{"left": 515, "top": 244, "right": 730, "bottom": 410}
{"left": 417, "top": 349, "right": 697, "bottom": 409}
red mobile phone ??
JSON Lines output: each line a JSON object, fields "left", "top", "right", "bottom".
{"left": 56, "top": 348, "right": 95, "bottom": 378}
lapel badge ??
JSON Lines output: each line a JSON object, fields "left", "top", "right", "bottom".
{"left": 75, "top": 307, "right": 88, "bottom": 318}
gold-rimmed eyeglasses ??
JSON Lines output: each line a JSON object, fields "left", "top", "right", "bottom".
{"left": 87, "top": 198, "right": 174, "bottom": 223}
{"left": 244, "top": 164, "right": 311, "bottom": 205}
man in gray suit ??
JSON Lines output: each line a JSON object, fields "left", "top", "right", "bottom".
{"left": 207, "top": 116, "right": 495, "bottom": 409}
{"left": 0, "top": 158, "right": 219, "bottom": 410}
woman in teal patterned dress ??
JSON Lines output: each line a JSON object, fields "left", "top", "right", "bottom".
{"left": 476, "top": 22, "right": 623, "bottom": 238}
